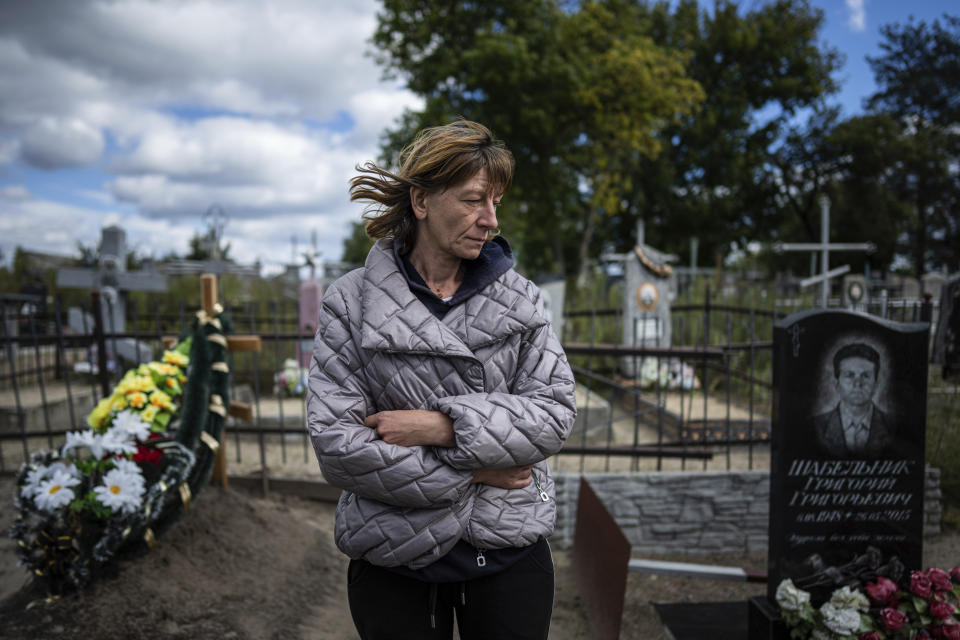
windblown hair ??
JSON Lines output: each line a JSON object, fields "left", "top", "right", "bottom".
{"left": 833, "top": 342, "right": 881, "bottom": 378}
{"left": 349, "top": 120, "right": 515, "bottom": 253}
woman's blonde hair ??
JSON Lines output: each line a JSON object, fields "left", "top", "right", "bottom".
{"left": 349, "top": 120, "right": 514, "bottom": 253}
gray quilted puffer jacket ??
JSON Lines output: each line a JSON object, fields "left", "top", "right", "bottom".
{"left": 306, "top": 238, "right": 576, "bottom": 569}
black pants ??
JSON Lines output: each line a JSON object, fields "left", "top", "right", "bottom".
{"left": 347, "top": 541, "right": 555, "bottom": 640}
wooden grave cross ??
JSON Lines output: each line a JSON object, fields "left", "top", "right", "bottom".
{"left": 164, "top": 274, "right": 261, "bottom": 488}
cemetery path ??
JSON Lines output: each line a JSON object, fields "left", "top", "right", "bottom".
{"left": 1, "top": 475, "right": 957, "bottom": 639}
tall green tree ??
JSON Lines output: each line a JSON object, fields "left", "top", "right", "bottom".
{"left": 372, "top": 0, "right": 703, "bottom": 277}
{"left": 864, "top": 14, "right": 960, "bottom": 274}
{"left": 614, "top": 0, "right": 840, "bottom": 266}
{"left": 770, "top": 109, "right": 910, "bottom": 274}
{"left": 341, "top": 220, "right": 376, "bottom": 265}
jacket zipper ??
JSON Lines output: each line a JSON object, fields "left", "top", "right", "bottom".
{"left": 533, "top": 471, "right": 550, "bottom": 502}
{"left": 472, "top": 471, "right": 549, "bottom": 568}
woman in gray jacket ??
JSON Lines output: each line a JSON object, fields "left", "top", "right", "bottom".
{"left": 307, "top": 120, "right": 576, "bottom": 639}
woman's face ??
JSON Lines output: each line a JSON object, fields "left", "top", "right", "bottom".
{"left": 411, "top": 168, "right": 501, "bottom": 261}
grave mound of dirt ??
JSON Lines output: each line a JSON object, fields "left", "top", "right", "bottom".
{"left": 1, "top": 476, "right": 956, "bottom": 640}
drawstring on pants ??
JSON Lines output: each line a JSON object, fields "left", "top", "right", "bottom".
{"left": 427, "top": 581, "right": 467, "bottom": 628}
{"left": 429, "top": 582, "right": 438, "bottom": 629}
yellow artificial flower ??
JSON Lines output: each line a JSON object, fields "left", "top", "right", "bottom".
{"left": 148, "top": 362, "right": 178, "bottom": 377}
{"left": 128, "top": 392, "right": 148, "bottom": 409}
{"left": 115, "top": 372, "right": 136, "bottom": 395}
{"left": 111, "top": 394, "right": 128, "bottom": 410}
{"left": 125, "top": 375, "right": 156, "bottom": 394}
{"left": 149, "top": 390, "right": 174, "bottom": 411}
{"left": 141, "top": 405, "right": 159, "bottom": 423}
{"left": 163, "top": 350, "right": 189, "bottom": 367}
{"left": 86, "top": 396, "right": 113, "bottom": 429}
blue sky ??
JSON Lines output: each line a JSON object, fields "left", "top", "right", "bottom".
{"left": 812, "top": 0, "right": 954, "bottom": 117}
{"left": 0, "top": 0, "right": 955, "bottom": 273}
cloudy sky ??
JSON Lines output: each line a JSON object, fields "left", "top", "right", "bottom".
{"left": 0, "top": 0, "right": 954, "bottom": 274}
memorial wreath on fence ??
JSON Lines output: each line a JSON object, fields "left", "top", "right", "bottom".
{"left": 8, "top": 304, "right": 232, "bottom": 595}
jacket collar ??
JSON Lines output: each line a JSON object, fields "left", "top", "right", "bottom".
{"left": 360, "top": 238, "right": 545, "bottom": 356}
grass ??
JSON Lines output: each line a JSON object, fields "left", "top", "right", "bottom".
{"left": 927, "top": 370, "right": 960, "bottom": 517}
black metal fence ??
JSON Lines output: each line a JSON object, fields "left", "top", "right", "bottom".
{"left": 0, "top": 289, "right": 945, "bottom": 479}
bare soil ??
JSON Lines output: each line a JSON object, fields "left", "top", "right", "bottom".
{"left": 1, "top": 476, "right": 957, "bottom": 639}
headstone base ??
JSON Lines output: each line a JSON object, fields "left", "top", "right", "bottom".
{"left": 654, "top": 602, "right": 749, "bottom": 640}
{"left": 748, "top": 596, "right": 788, "bottom": 640}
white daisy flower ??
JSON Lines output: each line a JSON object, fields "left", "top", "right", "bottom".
{"left": 62, "top": 430, "right": 107, "bottom": 459}
{"left": 110, "top": 409, "right": 151, "bottom": 442}
{"left": 34, "top": 469, "right": 81, "bottom": 512}
{"left": 109, "top": 460, "right": 145, "bottom": 495}
{"left": 21, "top": 462, "right": 80, "bottom": 499}
{"left": 112, "top": 458, "right": 142, "bottom": 477}
{"left": 93, "top": 469, "right": 145, "bottom": 514}
{"left": 102, "top": 427, "right": 137, "bottom": 456}
{"left": 22, "top": 465, "right": 51, "bottom": 499}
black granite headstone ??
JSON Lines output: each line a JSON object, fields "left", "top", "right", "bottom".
{"left": 766, "top": 309, "right": 929, "bottom": 606}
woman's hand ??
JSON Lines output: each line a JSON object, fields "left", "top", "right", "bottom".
{"left": 364, "top": 410, "right": 456, "bottom": 447}
{"left": 471, "top": 465, "right": 533, "bottom": 490}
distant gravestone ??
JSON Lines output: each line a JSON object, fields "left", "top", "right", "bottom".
{"left": 761, "top": 309, "right": 929, "bottom": 622}
{"left": 895, "top": 275, "right": 921, "bottom": 300}
{"left": 57, "top": 226, "right": 167, "bottom": 335}
{"left": 842, "top": 274, "right": 867, "bottom": 311}
{"left": 622, "top": 222, "right": 675, "bottom": 376}
{"left": 298, "top": 279, "right": 324, "bottom": 368}
{"left": 538, "top": 279, "right": 566, "bottom": 342}
{"left": 67, "top": 307, "right": 95, "bottom": 335}
{"left": 922, "top": 272, "right": 947, "bottom": 301}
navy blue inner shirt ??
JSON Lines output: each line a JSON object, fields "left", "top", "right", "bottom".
{"left": 386, "top": 236, "right": 542, "bottom": 582}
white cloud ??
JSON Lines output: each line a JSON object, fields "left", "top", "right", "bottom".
{"left": 0, "top": 0, "right": 391, "bottom": 123}
{"left": 21, "top": 117, "right": 105, "bottom": 169}
{"left": 0, "top": 0, "right": 419, "bottom": 262}
{"left": 846, "top": 0, "right": 866, "bottom": 33}
{"left": 106, "top": 116, "right": 362, "bottom": 218}
{"left": 0, "top": 139, "right": 19, "bottom": 165}
{"left": 1, "top": 184, "right": 30, "bottom": 199}
{"left": 0, "top": 191, "right": 116, "bottom": 257}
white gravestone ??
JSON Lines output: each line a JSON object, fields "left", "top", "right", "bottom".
{"left": 538, "top": 279, "right": 566, "bottom": 343}
{"left": 621, "top": 224, "right": 675, "bottom": 377}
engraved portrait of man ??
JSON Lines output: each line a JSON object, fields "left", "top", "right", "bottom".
{"left": 813, "top": 342, "right": 893, "bottom": 458}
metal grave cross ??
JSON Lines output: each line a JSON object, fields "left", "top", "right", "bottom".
{"left": 774, "top": 196, "right": 875, "bottom": 307}
{"left": 56, "top": 225, "right": 168, "bottom": 334}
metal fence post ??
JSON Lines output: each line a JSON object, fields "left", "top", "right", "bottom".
{"left": 921, "top": 292, "right": 933, "bottom": 323}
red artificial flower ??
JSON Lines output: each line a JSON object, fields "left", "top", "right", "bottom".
{"left": 912, "top": 571, "right": 934, "bottom": 598}
{"left": 133, "top": 434, "right": 164, "bottom": 466}
{"left": 929, "top": 568, "right": 954, "bottom": 592}
{"left": 940, "top": 623, "right": 960, "bottom": 640}
{"left": 866, "top": 576, "right": 899, "bottom": 605}
{"left": 950, "top": 567, "right": 960, "bottom": 583}
{"left": 133, "top": 445, "right": 162, "bottom": 465}
{"left": 860, "top": 632, "right": 883, "bottom": 640}
{"left": 882, "top": 608, "right": 910, "bottom": 632}
{"left": 931, "top": 600, "right": 957, "bottom": 622}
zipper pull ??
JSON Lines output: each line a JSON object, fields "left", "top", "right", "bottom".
{"left": 476, "top": 547, "right": 486, "bottom": 567}
{"left": 533, "top": 474, "right": 550, "bottom": 502}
